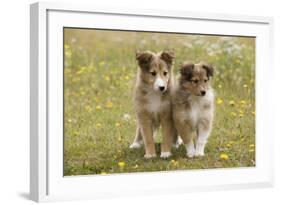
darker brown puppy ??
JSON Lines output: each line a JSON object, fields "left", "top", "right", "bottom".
{"left": 172, "top": 62, "right": 215, "bottom": 158}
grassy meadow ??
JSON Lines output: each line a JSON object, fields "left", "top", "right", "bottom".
{"left": 63, "top": 28, "right": 255, "bottom": 176}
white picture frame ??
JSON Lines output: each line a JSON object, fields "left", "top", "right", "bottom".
{"left": 30, "top": 1, "right": 274, "bottom": 202}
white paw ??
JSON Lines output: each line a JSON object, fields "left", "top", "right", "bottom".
{"left": 144, "top": 153, "right": 156, "bottom": 159}
{"left": 185, "top": 142, "right": 195, "bottom": 158}
{"left": 160, "top": 152, "right": 172, "bottom": 158}
{"left": 129, "top": 141, "right": 143, "bottom": 149}
{"left": 194, "top": 145, "right": 205, "bottom": 157}
{"left": 194, "top": 150, "right": 205, "bottom": 157}
{"left": 187, "top": 150, "right": 195, "bottom": 158}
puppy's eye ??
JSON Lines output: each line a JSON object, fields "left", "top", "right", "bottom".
{"left": 150, "top": 71, "right": 156, "bottom": 76}
{"left": 193, "top": 80, "right": 199, "bottom": 84}
{"left": 163, "top": 71, "right": 168, "bottom": 76}
{"left": 204, "top": 79, "right": 208, "bottom": 83}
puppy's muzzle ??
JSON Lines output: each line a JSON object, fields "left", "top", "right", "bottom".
{"left": 154, "top": 77, "right": 167, "bottom": 92}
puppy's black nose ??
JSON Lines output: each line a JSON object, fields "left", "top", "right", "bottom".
{"left": 201, "top": 91, "right": 206, "bottom": 96}
{"left": 159, "top": 86, "right": 165, "bottom": 91}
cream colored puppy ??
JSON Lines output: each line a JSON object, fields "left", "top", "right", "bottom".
{"left": 130, "top": 50, "right": 176, "bottom": 159}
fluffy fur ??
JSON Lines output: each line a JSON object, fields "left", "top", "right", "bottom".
{"left": 130, "top": 50, "right": 177, "bottom": 158}
{"left": 172, "top": 62, "right": 215, "bottom": 158}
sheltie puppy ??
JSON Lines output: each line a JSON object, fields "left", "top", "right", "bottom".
{"left": 129, "top": 50, "right": 176, "bottom": 159}
{"left": 172, "top": 62, "right": 214, "bottom": 158}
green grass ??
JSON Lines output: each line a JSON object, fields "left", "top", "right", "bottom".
{"left": 63, "top": 28, "right": 255, "bottom": 176}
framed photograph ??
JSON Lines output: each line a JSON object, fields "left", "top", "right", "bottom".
{"left": 30, "top": 2, "right": 274, "bottom": 202}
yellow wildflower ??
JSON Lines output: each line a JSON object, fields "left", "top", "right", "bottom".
{"left": 220, "top": 153, "right": 229, "bottom": 160}
{"left": 226, "top": 143, "right": 231, "bottom": 148}
{"left": 76, "top": 67, "right": 86, "bottom": 75}
{"left": 95, "top": 123, "right": 102, "bottom": 128}
{"left": 118, "top": 161, "right": 126, "bottom": 168}
{"left": 229, "top": 100, "right": 235, "bottom": 106}
{"left": 217, "top": 98, "right": 223, "bottom": 105}
{"left": 229, "top": 141, "right": 235, "bottom": 145}
{"left": 124, "top": 75, "right": 130, "bottom": 80}
{"left": 249, "top": 149, "right": 255, "bottom": 153}
{"left": 104, "top": 76, "right": 110, "bottom": 81}
{"left": 106, "top": 101, "right": 113, "bottom": 108}
{"left": 218, "top": 84, "right": 222, "bottom": 88}
{"left": 240, "top": 100, "right": 246, "bottom": 105}
{"left": 170, "top": 159, "right": 179, "bottom": 166}
{"left": 230, "top": 112, "right": 237, "bottom": 117}
{"left": 100, "top": 172, "right": 107, "bottom": 175}
{"left": 251, "top": 111, "right": 256, "bottom": 116}
{"left": 243, "top": 84, "right": 248, "bottom": 88}
{"left": 115, "top": 123, "right": 121, "bottom": 127}
{"left": 249, "top": 144, "right": 255, "bottom": 148}
{"left": 96, "top": 105, "right": 102, "bottom": 110}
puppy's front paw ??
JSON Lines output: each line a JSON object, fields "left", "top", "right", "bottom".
{"left": 160, "top": 152, "right": 172, "bottom": 158}
{"left": 194, "top": 146, "right": 205, "bottom": 157}
{"left": 194, "top": 151, "right": 205, "bottom": 157}
{"left": 185, "top": 142, "right": 195, "bottom": 158}
{"left": 144, "top": 153, "right": 156, "bottom": 159}
{"left": 129, "top": 141, "right": 143, "bottom": 149}
{"left": 186, "top": 149, "right": 195, "bottom": 158}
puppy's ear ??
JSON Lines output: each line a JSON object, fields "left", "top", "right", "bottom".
{"left": 136, "top": 51, "right": 153, "bottom": 70}
{"left": 160, "top": 50, "right": 175, "bottom": 66}
{"left": 180, "top": 62, "right": 194, "bottom": 80}
{"left": 202, "top": 63, "right": 214, "bottom": 78}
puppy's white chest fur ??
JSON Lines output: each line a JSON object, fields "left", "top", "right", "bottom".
{"left": 188, "top": 100, "right": 201, "bottom": 124}
{"left": 184, "top": 90, "right": 214, "bottom": 125}
{"left": 146, "top": 92, "right": 168, "bottom": 114}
